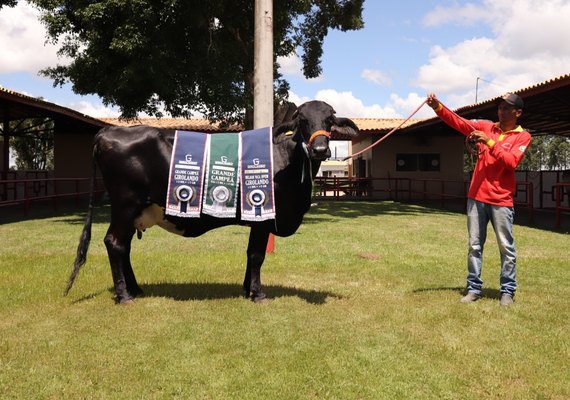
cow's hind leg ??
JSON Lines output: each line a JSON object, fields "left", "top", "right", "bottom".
{"left": 123, "top": 236, "right": 144, "bottom": 298}
{"left": 244, "top": 227, "right": 270, "bottom": 303}
{"left": 104, "top": 222, "right": 141, "bottom": 304}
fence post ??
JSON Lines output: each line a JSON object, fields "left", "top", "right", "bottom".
{"left": 23, "top": 181, "right": 29, "bottom": 215}
{"left": 528, "top": 182, "right": 534, "bottom": 224}
{"left": 555, "top": 184, "right": 561, "bottom": 228}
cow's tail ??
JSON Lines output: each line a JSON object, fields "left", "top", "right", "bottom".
{"left": 64, "top": 144, "right": 98, "bottom": 296}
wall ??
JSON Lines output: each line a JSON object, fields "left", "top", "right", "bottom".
{"left": 0, "top": 140, "right": 4, "bottom": 172}
{"left": 352, "top": 134, "right": 465, "bottom": 199}
{"left": 53, "top": 130, "right": 97, "bottom": 196}
{"left": 54, "top": 131, "right": 95, "bottom": 179}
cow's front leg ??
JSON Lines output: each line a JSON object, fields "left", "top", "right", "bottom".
{"left": 244, "top": 227, "right": 270, "bottom": 303}
{"left": 104, "top": 223, "right": 138, "bottom": 304}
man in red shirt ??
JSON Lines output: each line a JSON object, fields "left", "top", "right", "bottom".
{"left": 427, "top": 92, "right": 532, "bottom": 305}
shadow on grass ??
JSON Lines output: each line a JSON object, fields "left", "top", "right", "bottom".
{"left": 413, "top": 286, "right": 502, "bottom": 300}
{"left": 3, "top": 199, "right": 458, "bottom": 225}
{"left": 4, "top": 198, "right": 567, "bottom": 233}
{"left": 70, "top": 289, "right": 108, "bottom": 304}
{"left": 71, "top": 282, "right": 341, "bottom": 305}
{"left": 301, "top": 200, "right": 464, "bottom": 225}
{"left": 143, "top": 282, "right": 342, "bottom": 304}
{"left": 0, "top": 200, "right": 112, "bottom": 225}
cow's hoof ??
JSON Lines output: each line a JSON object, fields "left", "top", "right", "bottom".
{"left": 251, "top": 293, "right": 271, "bottom": 304}
{"left": 116, "top": 296, "right": 135, "bottom": 305}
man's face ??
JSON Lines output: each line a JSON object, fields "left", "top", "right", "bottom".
{"left": 497, "top": 101, "right": 522, "bottom": 123}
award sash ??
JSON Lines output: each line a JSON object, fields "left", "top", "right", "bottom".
{"left": 240, "top": 127, "right": 275, "bottom": 221}
{"left": 165, "top": 130, "right": 208, "bottom": 217}
{"left": 202, "top": 133, "right": 240, "bottom": 218}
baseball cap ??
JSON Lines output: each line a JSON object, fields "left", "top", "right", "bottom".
{"left": 500, "top": 93, "right": 524, "bottom": 109}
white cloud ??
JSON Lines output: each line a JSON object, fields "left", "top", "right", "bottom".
{"left": 492, "top": 0, "right": 570, "bottom": 58}
{"left": 361, "top": 69, "right": 392, "bottom": 86}
{"left": 423, "top": 3, "right": 489, "bottom": 27}
{"left": 415, "top": 0, "right": 570, "bottom": 108}
{"left": 313, "top": 89, "right": 400, "bottom": 118}
{"left": 288, "top": 90, "right": 436, "bottom": 120}
{"left": 388, "top": 92, "right": 435, "bottom": 119}
{"left": 72, "top": 100, "right": 120, "bottom": 118}
{"left": 414, "top": 39, "right": 494, "bottom": 93}
{"left": 277, "top": 53, "right": 324, "bottom": 82}
{"left": 0, "top": 2, "right": 68, "bottom": 73}
{"left": 277, "top": 54, "right": 304, "bottom": 77}
{"left": 287, "top": 91, "right": 312, "bottom": 106}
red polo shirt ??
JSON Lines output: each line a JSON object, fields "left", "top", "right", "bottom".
{"left": 435, "top": 105, "right": 532, "bottom": 207}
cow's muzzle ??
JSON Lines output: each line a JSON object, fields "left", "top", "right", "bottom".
{"left": 307, "top": 130, "right": 331, "bottom": 160}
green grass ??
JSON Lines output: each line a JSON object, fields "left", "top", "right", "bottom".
{"left": 0, "top": 201, "right": 568, "bottom": 399}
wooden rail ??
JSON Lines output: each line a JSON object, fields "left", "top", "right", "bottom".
{"left": 553, "top": 183, "right": 570, "bottom": 228}
{"left": 0, "top": 176, "right": 560, "bottom": 226}
{"left": 0, "top": 177, "right": 104, "bottom": 215}
{"left": 314, "top": 177, "right": 535, "bottom": 222}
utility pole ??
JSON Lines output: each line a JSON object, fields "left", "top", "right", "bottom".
{"left": 253, "top": 0, "right": 275, "bottom": 252}
{"left": 2, "top": 111, "right": 10, "bottom": 184}
{"left": 254, "top": 0, "right": 273, "bottom": 129}
{"left": 475, "top": 77, "right": 480, "bottom": 103}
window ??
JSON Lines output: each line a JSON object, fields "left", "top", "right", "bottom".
{"left": 396, "top": 153, "right": 440, "bottom": 172}
{"left": 418, "top": 154, "right": 440, "bottom": 171}
{"left": 396, "top": 154, "right": 417, "bottom": 171}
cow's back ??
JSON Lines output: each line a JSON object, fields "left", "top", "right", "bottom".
{"left": 95, "top": 126, "right": 174, "bottom": 207}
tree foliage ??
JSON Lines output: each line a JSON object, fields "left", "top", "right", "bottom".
{"left": 0, "top": 0, "right": 17, "bottom": 9}
{"left": 516, "top": 135, "right": 570, "bottom": 171}
{"left": 10, "top": 118, "right": 55, "bottom": 170}
{"left": 30, "top": 0, "right": 364, "bottom": 127}
{"left": 464, "top": 135, "right": 570, "bottom": 172}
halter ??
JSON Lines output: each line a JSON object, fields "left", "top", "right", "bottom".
{"left": 299, "top": 129, "right": 330, "bottom": 184}
{"left": 307, "top": 129, "right": 331, "bottom": 148}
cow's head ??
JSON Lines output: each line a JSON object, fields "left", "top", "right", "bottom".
{"left": 275, "top": 100, "right": 359, "bottom": 160}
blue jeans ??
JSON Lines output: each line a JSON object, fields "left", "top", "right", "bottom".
{"left": 466, "top": 199, "right": 517, "bottom": 296}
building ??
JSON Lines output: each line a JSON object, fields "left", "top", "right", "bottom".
{"left": 2, "top": 73, "right": 570, "bottom": 216}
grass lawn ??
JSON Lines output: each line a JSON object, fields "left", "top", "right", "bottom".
{"left": 0, "top": 201, "right": 568, "bottom": 399}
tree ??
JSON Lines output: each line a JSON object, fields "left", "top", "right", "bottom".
{"left": 515, "top": 135, "right": 570, "bottom": 171}
{"left": 10, "top": 117, "right": 55, "bottom": 170}
{"left": 545, "top": 136, "right": 570, "bottom": 170}
{"left": 31, "top": 0, "right": 364, "bottom": 127}
{"left": 518, "top": 135, "right": 548, "bottom": 171}
{"left": 464, "top": 134, "right": 570, "bottom": 172}
{"left": 0, "top": 0, "right": 17, "bottom": 9}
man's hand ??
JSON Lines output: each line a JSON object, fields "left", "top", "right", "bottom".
{"left": 426, "top": 93, "right": 440, "bottom": 110}
{"left": 469, "top": 130, "right": 490, "bottom": 144}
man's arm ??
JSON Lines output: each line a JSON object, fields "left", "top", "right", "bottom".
{"left": 427, "top": 93, "right": 479, "bottom": 137}
{"left": 489, "top": 132, "right": 532, "bottom": 169}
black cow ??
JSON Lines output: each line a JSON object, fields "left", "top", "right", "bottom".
{"left": 66, "top": 101, "right": 359, "bottom": 304}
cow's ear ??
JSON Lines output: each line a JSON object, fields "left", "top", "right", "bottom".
{"left": 332, "top": 118, "right": 359, "bottom": 137}
{"left": 274, "top": 120, "right": 297, "bottom": 137}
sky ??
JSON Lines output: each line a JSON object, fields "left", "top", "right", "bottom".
{"left": 2, "top": 0, "right": 570, "bottom": 124}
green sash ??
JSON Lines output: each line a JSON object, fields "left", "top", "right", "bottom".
{"left": 202, "top": 133, "right": 240, "bottom": 218}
